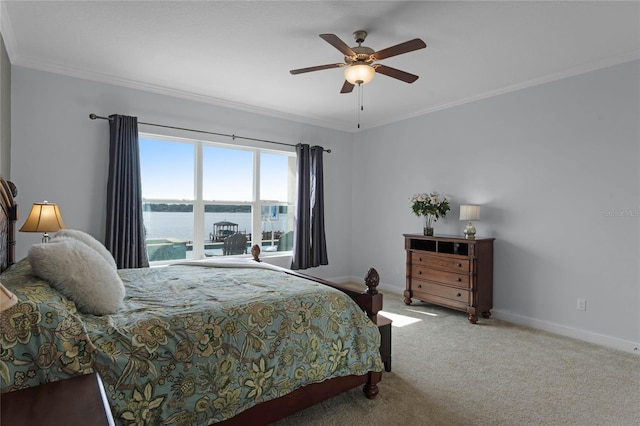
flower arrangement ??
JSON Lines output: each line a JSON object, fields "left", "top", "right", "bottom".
{"left": 410, "top": 192, "right": 451, "bottom": 233}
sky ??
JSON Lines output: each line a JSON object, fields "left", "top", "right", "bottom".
{"left": 139, "top": 136, "right": 291, "bottom": 202}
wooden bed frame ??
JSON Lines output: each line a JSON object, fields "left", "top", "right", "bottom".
{"left": 0, "top": 177, "right": 17, "bottom": 272}
{"left": 0, "top": 177, "right": 383, "bottom": 425}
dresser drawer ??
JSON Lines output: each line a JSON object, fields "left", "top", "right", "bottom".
{"left": 411, "top": 252, "right": 469, "bottom": 272}
{"left": 414, "top": 280, "right": 469, "bottom": 302}
{"left": 412, "top": 264, "right": 470, "bottom": 288}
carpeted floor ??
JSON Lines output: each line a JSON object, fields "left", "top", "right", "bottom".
{"left": 272, "top": 291, "right": 640, "bottom": 426}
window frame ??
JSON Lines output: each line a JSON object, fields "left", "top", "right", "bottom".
{"left": 139, "top": 131, "right": 296, "bottom": 264}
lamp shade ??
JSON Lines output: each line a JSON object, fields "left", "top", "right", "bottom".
{"left": 344, "top": 64, "right": 375, "bottom": 85}
{"left": 19, "top": 202, "right": 67, "bottom": 233}
{"left": 459, "top": 204, "right": 480, "bottom": 221}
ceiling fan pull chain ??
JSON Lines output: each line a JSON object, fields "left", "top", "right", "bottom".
{"left": 357, "top": 84, "right": 362, "bottom": 128}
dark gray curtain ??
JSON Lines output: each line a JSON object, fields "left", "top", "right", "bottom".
{"left": 291, "top": 144, "right": 328, "bottom": 270}
{"left": 105, "top": 114, "right": 149, "bottom": 269}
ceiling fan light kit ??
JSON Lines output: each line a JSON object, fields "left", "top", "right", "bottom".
{"left": 344, "top": 64, "right": 375, "bottom": 85}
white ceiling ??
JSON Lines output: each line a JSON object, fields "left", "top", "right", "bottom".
{"left": 1, "top": 1, "right": 639, "bottom": 132}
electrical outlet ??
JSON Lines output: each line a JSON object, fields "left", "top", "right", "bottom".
{"left": 577, "top": 298, "right": 587, "bottom": 311}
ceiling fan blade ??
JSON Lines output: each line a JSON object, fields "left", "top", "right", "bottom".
{"left": 290, "top": 63, "right": 346, "bottom": 75}
{"left": 372, "top": 38, "right": 427, "bottom": 61}
{"left": 319, "top": 34, "right": 357, "bottom": 57}
{"left": 374, "top": 64, "right": 419, "bottom": 83}
{"left": 340, "top": 80, "right": 355, "bottom": 94}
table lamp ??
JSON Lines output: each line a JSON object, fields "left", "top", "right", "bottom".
{"left": 19, "top": 201, "right": 67, "bottom": 243}
{"left": 459, "top": 204, "right": 480, "bottom": 239}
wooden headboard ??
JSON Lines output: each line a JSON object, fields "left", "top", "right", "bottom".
{"left": 0, "top": 177, "right": 17, "bottom": 272}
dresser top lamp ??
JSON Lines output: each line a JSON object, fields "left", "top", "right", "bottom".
{"left": 460, "top": 204, "right": 480, "bottom": 239}
{"left": 19, "top": 201, "right": 67, "bottom": 243}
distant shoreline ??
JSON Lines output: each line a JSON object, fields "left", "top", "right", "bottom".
{"left": 144, "top": 203, "right": 251, "bottom": 213}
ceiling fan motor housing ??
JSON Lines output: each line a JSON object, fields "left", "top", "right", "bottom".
{"left": 347, "top": 30, "right": 374, "bottom": 64}
{"left": 346, "top": 46, "right": 375, "bottom": 65}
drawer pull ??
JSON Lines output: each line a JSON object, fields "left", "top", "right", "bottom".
{"left": 457, "top": 278, "right": 462, "bottom": 282}
{"left": 457, "top": 263, "right": 462, "bottom": 267}
{"left": 419, "top": 257, "right": 423, "bottom": 262}
{"left": 418, "top": 271, "right": 422, "bottom": 275}
{"left": 456, "top": 293, "right": 462, "bottom": 297}
{"left": 418, "top": 284, "right": 422, "bottom": 288}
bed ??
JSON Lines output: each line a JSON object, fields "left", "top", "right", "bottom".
{"left": 0, "top": 177, "right": 384, "bottom": 425}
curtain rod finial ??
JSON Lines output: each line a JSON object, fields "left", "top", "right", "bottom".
{"left": 89, "top": 113, "right": 97, "bottom": 120}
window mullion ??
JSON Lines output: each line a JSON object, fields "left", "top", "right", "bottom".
{"left": 252, "top": 149, "right": 262, "bottom": 249}
{"left": 193, "top": 142, "right": 204, "bottom": 259}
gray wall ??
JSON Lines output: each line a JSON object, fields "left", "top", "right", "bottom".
{"left": 0, "top": 33, "right": 10, "bottom": 177}
{"left": 11, "top": 66, "right": 354, "bottom": 280}
{"left": 351, "top": 60, "right": 640, "bottom": 352}
{"left": 10, "top": 61, "right": 640, "bottom": 353}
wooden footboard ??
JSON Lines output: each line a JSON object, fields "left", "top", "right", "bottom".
{"left": 286, "top": 267, "right": 383, "bottom": 320}
{"left": 251, "top": 246, "right": 384, "bottom": 322}
{"left": 219, "top": 371, "right": 382, "bottom": 425}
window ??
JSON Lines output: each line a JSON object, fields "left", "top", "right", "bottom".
{"left": 139, "top": 133, "right": 296, "bottom": 263}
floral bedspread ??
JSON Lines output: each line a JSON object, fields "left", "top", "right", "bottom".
{"left": 0, "top": 259, "right": 382, "bottom": 425}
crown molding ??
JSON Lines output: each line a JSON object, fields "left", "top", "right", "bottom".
{"left": 397, "top": 49, "right": 640, "bottom": 127}
{"left": 5, "top": 14, "right": 638, "bottom": 135}
{"left": 363, "top": 50, "right": 640, "bottom": 132}
{"left": 0, "top": 1, "right": 18, "bottom": 62}
{"left": 12, "top": 53, "right": 355, "bottom": 132}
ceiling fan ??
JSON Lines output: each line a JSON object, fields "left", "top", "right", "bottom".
{"left": 290, "top": 30, "right": 427, "bottom": 93}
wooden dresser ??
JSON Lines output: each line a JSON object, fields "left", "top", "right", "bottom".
{"left": 404, "top": 234, "right": 495, "bottom": 323}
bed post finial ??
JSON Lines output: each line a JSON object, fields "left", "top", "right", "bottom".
{"left": 251, "top": 244, "right": 261, "bottom": 262}
{"left": 364, "top": 268, "right": 379, "bottom": 295}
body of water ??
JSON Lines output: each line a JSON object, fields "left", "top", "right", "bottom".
{"left": 143, "top": 211, "right": 290, "bottom": 242}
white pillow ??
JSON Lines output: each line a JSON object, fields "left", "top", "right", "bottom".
{"left": 28, "top": 238, "right": 125, "bottom": 315}
{"left": 54, "top": 229, "right": 117, "bottom": 270}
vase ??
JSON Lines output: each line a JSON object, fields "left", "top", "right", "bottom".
{"left": 423, "top": 216, "right": 434, "bottom": 236}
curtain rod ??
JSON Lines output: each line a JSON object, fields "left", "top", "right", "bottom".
{"left": 88, "top": 114, "right": 331, "bottom": 153}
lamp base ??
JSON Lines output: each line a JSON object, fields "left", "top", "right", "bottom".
{"left": 463, "top": 222, "right": 476, "bottom": 239}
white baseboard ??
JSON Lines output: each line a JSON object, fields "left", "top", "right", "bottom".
{"left": 492, "top": 309, "right": 640, "bottom": 355}
{"left": 337, "top": 276, "right": 639, "bottom": 356}
{"left": 328, "top": 275, "right": 352, "bottom": 284}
